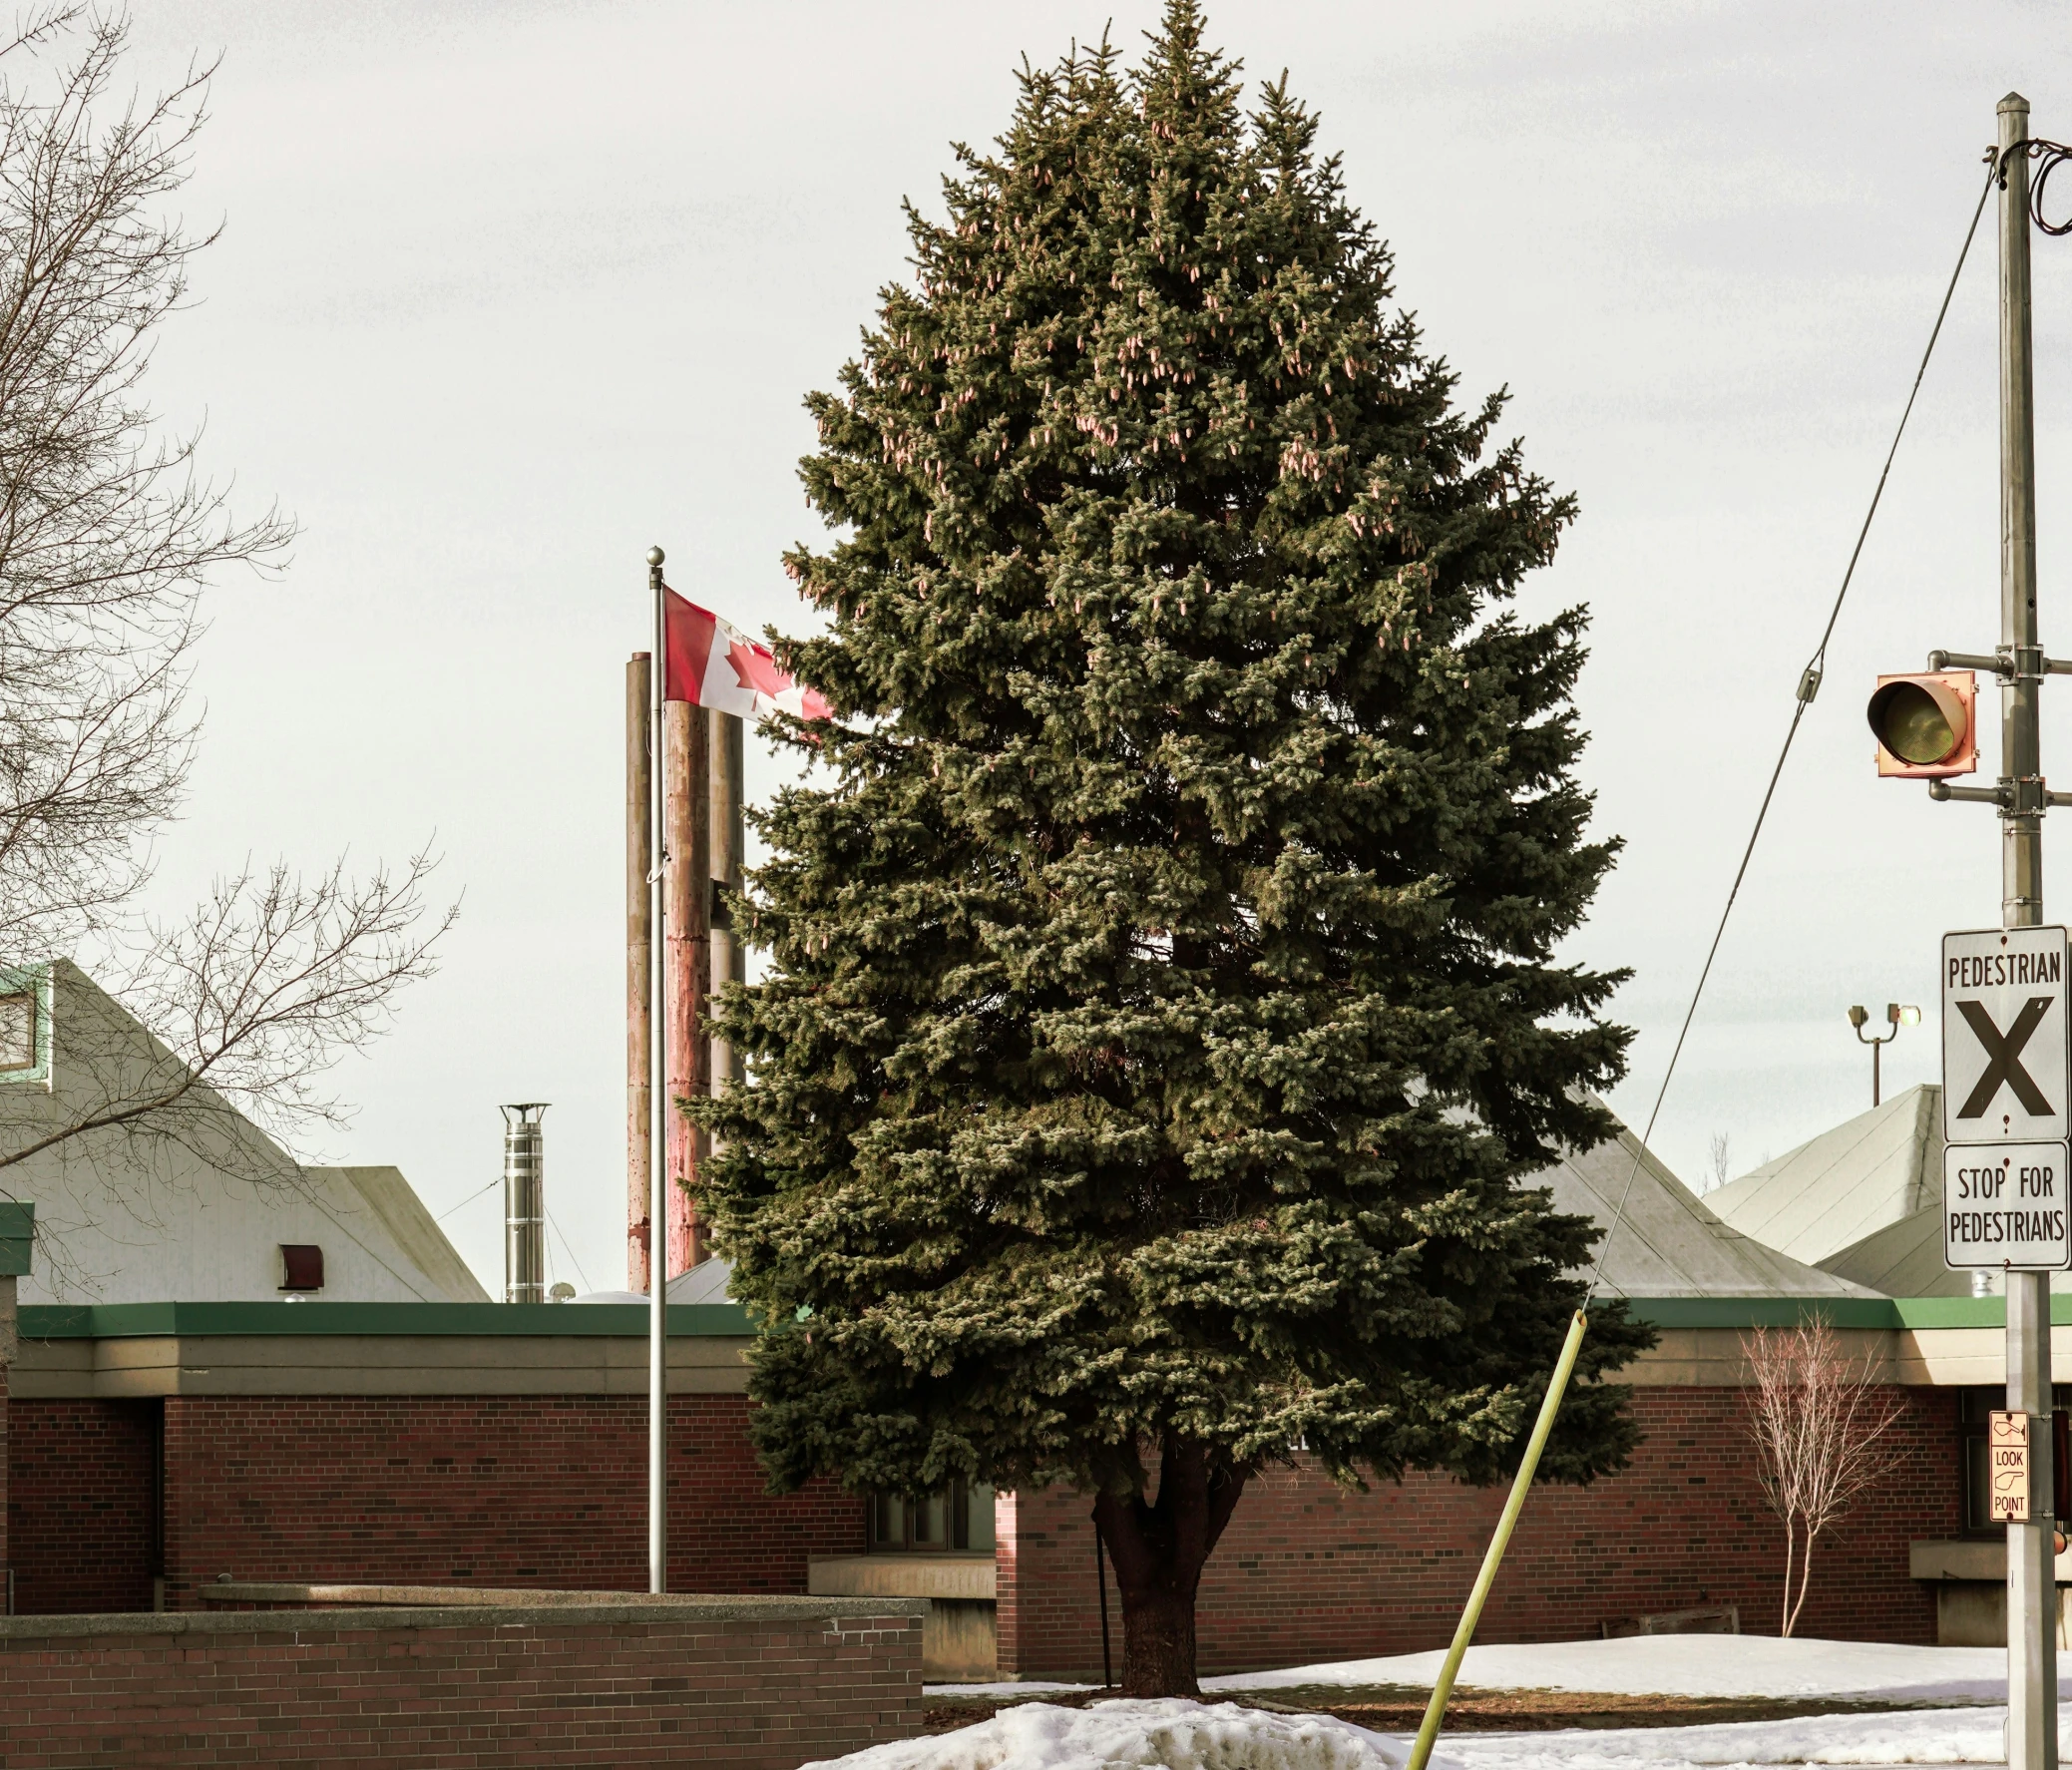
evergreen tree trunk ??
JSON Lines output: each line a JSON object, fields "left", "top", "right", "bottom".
{"left": 1092, "top": 1436, "right": 1249, "bottom": 1697}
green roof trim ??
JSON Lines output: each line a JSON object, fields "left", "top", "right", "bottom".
{"left": 1884, "top": 1294, "right": 2072, "bottom": 1329}
{"left": 0, "top": 1200, "right": 30, "bottom": 1277}
{"left": 1621, "top": 1294, "right": 2059, "bottom": 1330}
{"left": 16, "top": 1299, "right": 753, "bottom": 1339}
{"left": 0, "top": 1291, "right": 2045, "bottom": 1341}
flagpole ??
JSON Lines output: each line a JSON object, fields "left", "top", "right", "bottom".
{"left": 645, "top": 543, "right": 668, "bottom": 1594}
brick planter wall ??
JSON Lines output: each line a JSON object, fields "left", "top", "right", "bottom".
{"left": 999, "top": 1385, "right": 1962, "bottom": 1679}
{"left": 0, "top": 1596, "right": 923, "bottom": 1770}
{"left": 7, "top": 1394, "right": 864, "bottom": 1613}
{"left": 0, "top": 1359, "right": 9, "bottom": 1606}
{"left": 153, "top": 1394, "right": 863, "bottom": 1610}
{"left": 6, "top": 1398, "right": 157, "bottom": 1613}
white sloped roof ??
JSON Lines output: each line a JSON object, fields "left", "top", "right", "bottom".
{"left": 590, "top": 1132, "right": 1873, "bottom": 1309}
{"left": 1816, "top": 1206, "right": 1958, "bottom": 1298}
{"left": 1, "top": 959, "right": 487, "bottom": 1303}
{"left": 572, "top": 1260, "right": 737, "bottom": 1306}
{"left": 1531, "top": 1111, "right": 1877, "bottom": 1299}
{"left": 1705, "top": 1085, "right": 1987, "bottom": 1297}
{"left": 1707, "top": 1086, "right": 1940, "bottom": 1268}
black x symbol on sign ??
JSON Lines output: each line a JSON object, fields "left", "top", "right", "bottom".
{"left": 1956, "top": 996, "right": 2058, "bottom": 1118}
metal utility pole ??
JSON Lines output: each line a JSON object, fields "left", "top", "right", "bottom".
{"left": 663, "top": 695, "right": 711, "bottom": 1272}
{"left": 626, "top": 653, "right": 653, "bottom": 1292}
{"left": 1997, "top": 92, "right": 2056, "bottom": 1770}
{"left": 646, "top": 545, "right": 668, "bottom": 1595}
{"left": 709, "top": 708, "right": 747, "bottom": 1095}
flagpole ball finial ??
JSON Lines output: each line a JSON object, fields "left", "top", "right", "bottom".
{"left": 646, "top": 545, "right": 665, "bottom": 568}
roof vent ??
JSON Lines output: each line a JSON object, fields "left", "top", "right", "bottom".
{"left": 279, "top": 1244, "right": 323, "bottom": 1292}
{"left": 501, "top": 1103, "right": 549, "bottom": 1303}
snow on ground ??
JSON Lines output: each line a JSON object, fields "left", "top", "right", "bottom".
{"left": 900, "top": 1644, "right": 2030, "bottom": 1770}
{"left": 1437, "top": 1709, "right": 2005, "bottom": 1770}
{"left": 801, "top": 1699, "right": 1414, "bottom": 1770}
{"left": 928, "top": 1638, "right": 2018, "bottom": 1705}
{"left": 1201, "top": 1638, "right": 2019, "bottom": 1704}
{"left": 807, "top": 1698, "right": 2012, "bottom": 1770}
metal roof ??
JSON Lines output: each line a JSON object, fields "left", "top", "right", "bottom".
{"left": 1706, "top": 1086, "right": 1963, "bottom": 1297}
{"left": 1534, "top": 1112, "right": 1878, "bottom": 1299}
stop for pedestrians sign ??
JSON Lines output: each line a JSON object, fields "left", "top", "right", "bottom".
{"left": 1942, "top": 926, "right": 2071, "bottom": 1144}
{"left": 1943, "top": 926, "right": 2072, "bottom": 1271}
{"left": 1944, "top": 1142, "right": 2072, "bottom": 1269}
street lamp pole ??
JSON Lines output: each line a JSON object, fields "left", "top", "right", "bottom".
{"left": 1848, "top": 1002, "right": 1920, "bottom": 1106}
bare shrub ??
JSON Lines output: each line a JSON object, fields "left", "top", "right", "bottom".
{"left": 1742, "top": 1315, "right": 1905, "bottom": 1635}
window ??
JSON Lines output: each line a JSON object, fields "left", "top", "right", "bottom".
{"left": 0, "top": 992, "right": 34, "bottom": 1073}
{"left": 867, "top": 1481, "right": 994, "bottom": 1553}
{"left": 279, "top": 1244, "right": 324, "bottom": 1292}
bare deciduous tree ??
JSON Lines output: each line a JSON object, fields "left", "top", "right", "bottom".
{"left": 1742, "top": 1316, "right": 1905, "bottom": 1636}
{"left": 0, "top": 5, "right": 290, "bottom": 954}
{"left": 0, "top": 10, "right": 450, "bottom": 1201}
{"left": 0, "top": 853, "right": 457, "bottom": 1179}
{"left": 1708, "top": 1131, "right": 1732, "bottom": 1193}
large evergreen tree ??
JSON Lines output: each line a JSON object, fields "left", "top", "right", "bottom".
{"left": 698, "top": 3, "right": 1654, "bottom": 1697}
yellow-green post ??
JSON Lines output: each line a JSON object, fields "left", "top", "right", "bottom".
{"left": 1406, "top": 1308, "right": 1589, "bottom": 1770}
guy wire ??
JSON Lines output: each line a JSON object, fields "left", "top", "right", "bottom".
{"left": 1583, "top": 151, "right": 2001, "bottom": 1302}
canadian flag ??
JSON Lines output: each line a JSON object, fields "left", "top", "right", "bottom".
{"left": 662, "top": 588, "right": 833, "bottom": 721}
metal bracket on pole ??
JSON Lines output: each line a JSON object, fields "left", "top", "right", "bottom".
{"left": 1928, "top": 776, "right": 2069, "bottom": 813}
{"left": 1931, "top": 648, "right": 2007, "bottom": 672}
{"left": 1930, "top": 647, "right": 2072, "bottom": 676}
{"left": 1929, "top": 780, "right": 2013, "bottom": 806}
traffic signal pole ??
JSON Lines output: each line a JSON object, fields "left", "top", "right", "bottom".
{"left": 1998, "top": 92, "right": 2056, "bottom": 1770}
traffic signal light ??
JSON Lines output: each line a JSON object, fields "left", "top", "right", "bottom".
{"left": 1867, "top": 670, "right": 1978, "bottom": 778}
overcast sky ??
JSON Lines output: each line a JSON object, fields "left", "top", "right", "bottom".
{"left": 101, "top": 0, "right": 2072, "bottom": 1295}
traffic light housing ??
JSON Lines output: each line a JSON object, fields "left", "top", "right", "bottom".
{"left": 1867, "top": 670, "right": 1978, "bottom": 778}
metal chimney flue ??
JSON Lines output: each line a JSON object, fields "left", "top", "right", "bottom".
{"left": 501, "top": 1103, "right": 550, "bottom": 1303}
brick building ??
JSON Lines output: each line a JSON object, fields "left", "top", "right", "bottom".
{"left": 0, "top": 1287, "right": 2036, "bottom": 1675}
{"left": 0, "top": 962, "right": 2035, "bottom": 1675}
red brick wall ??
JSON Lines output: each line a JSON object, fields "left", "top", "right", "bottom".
{"left": 151, "top": 1394, "right": 863, "bottom": 1610}
{"left": 998, "top": 1385, "right": 1961, "bottom": 1679}
{"left": 0, "top": 1360, "right": 9, "bottom": 1607}
{"left": 0, "top": 1604, "right": 922, "bottom": 1769}
{"left": 6, "top": 1398, "right": 157, "bottom": 1614}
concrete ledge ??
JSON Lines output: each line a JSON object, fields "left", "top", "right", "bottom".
{"left": 1911, "top": 1538, "right": 2072, "bottom": 1580}
{"left": 1913, "top": 1540, "right": 2008, "bottom": 1580}
{"left": 198, "top": 1580, "right": 818, "bottom": 1608}
{"left": 809, "top": 1554, "right": 997, "bottom": 1600}
{"left": 0, "top": 1593, "right": 927, "bottom": 1639}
